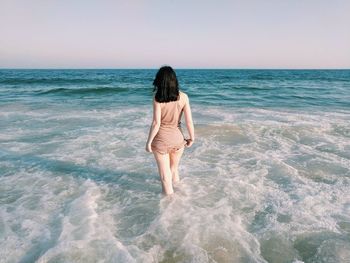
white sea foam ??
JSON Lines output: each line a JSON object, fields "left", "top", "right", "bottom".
{"left": 1, "top": 104, "right": 350, "bottom": 262}
{"left": 37, "top": 180, "right": 135, "bottom": 263}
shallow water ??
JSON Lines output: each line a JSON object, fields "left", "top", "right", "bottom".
{"left": 0, "top": 69, "right": 350, "bottom": 262}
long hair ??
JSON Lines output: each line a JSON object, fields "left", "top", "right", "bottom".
{"left": 153, "top": 66, "right": 179, "bottom": 103}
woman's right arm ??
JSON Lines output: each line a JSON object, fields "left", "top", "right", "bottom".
{"left": 183, "top": 94, "right": 195, "bottom": 147}
{"left": 145, "top": 97, "right": 161, "bottom": 152}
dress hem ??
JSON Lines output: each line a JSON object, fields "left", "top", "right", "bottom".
{"left": 151, "top": 140, "right": 187, "bottom": 155}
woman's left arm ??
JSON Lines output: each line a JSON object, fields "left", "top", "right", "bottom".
{"left": 146, "top": 98, "right": 161, "bottom": 152}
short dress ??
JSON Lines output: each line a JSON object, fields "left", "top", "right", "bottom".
{"left": 151, "top": 91, "right": 187, "bottom": 154}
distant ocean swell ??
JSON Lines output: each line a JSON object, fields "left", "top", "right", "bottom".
{"left": 37, "top": 86, "right": 132, "bottom": 96}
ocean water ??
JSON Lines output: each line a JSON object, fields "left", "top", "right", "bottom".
{"left": 0, "top": 69, "right": 350, "bottom": 263}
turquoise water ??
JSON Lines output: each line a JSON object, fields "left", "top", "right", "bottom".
{"left": 0, "top": 69, "right": 350, "bottom": 262}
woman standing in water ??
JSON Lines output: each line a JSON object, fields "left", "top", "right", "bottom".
{"left": 146, "top": 66, "right": 195, "bottom": 195}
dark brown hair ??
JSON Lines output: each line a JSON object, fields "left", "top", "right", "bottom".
{"left": 153, "top": 66, "right": 179, "bottom": 103}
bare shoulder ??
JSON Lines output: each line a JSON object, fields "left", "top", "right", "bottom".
{"left": 179, "top": 91, "right": 189, "bottom": 102}
{"left": 152, "top": 95, "right": 161, "bottom": 106}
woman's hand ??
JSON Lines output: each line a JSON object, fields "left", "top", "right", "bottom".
{"left": 185, "top": 139, "right": 194, "bottom": 148}
{"left": 146, "top": 143, "right": 153, "bottom": 153}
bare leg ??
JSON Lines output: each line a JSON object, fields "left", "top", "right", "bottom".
{"left": 153, "top": 151, "right": 174, "bottom": 195}
{"left": 169, "top": 147, "right": 184, "bottom": 184}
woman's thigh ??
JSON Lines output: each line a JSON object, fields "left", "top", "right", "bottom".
{"left": 153, "top": 151, "right": 171, "bottom": 174}
{"left": 169, "top": 146, "right": 184, "bottom": 168}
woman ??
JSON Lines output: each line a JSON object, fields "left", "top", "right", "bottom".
{"left": 146, "top": 66, "right": 195, "bottom": 195}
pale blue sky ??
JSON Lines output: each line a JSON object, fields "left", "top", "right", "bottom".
{"left": 1, "top": 0, "right": 349, "bottom": 69}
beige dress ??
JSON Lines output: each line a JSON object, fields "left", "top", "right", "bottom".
{"left": 151, "top": 91, "right": 187, "bottom": 154}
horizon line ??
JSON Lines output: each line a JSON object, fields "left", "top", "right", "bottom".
{"left": 1, "top": 67, "right": 350, "bottom": 70}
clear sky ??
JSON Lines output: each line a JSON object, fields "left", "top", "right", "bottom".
{"left": 1, "top": 0, "right": 349, "bottom": 69}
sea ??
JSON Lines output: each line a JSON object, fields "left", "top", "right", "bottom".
{"left": 0, "top": 69, "right": 349, "bottom": 263}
